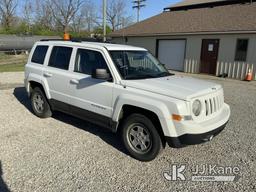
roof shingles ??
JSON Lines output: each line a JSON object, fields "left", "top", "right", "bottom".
{"left": 110, "top": 3, "right": 256, "bottom": 37}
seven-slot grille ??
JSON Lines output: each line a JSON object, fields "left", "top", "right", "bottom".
{"left": 204, "top": 89, "right": 224, "bottom": 116}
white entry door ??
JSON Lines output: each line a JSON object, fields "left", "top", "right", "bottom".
{"left": 158, "top": 40, "right": 186, "bottom": 71}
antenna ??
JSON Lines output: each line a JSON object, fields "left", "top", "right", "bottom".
{"left": 132, "top": 0, "right": 146, "bottom": 22}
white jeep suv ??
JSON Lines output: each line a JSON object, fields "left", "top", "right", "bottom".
{"left": 24, "top": 40, "right": 230, "bottom": 161}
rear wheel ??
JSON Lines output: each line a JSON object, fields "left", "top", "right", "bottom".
{"left": 31, "top": 87, "right": 52, "bottom": 118}
{"left": 121, "top": 114, "right": 163, "bottom": 161}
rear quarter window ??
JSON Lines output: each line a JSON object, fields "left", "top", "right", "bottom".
{"left": 48, "top": 46, "right": 73, "bottom": 70}
{"left": 31, "top": 45, "right": 49, "bottom": 64}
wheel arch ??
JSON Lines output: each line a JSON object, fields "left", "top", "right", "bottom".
{"left": 27, "top": 74, "right": 51, "bottom": 99}
{"left": 116, "top": 104, "right": 168, "bottom": 147}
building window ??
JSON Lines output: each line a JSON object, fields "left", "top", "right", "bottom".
{"left": 235, "top": 39, "right": 248, "bottom": 62}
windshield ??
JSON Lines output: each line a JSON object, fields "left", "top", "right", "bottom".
{"left": 109, "top": 51, "right": 173, "bottom": 80}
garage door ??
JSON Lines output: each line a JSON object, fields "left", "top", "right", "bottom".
{"left": 158, "top": 40, "right": 186, "bottom": 71}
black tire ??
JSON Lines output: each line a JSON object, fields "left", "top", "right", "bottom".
{"left": 31, "top": 87, "right": 52, "bottom": 118}
{"left": 121, "top": 114, "right": 163, "bottom": 161}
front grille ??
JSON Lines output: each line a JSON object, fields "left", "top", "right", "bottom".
{"left": 204, "top": 91, "right": 224, "bottom": 116}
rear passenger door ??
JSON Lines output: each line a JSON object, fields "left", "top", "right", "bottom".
{"left": 43, "top": 46, "right": 74, "bottom": 111}
{"left": 68, "top": 48, "right": 114, "bottom": 128}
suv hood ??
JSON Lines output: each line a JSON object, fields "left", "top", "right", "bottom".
{"left": 121, "top": 75, "right": 221, "bottom": 101}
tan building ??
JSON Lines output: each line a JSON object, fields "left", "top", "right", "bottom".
{"left": 110, "top": 0, "right": 256, "bottom": 80}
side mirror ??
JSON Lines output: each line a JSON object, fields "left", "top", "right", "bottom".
{"left": 92, "top": 69, "right": 111, "bottom": 80}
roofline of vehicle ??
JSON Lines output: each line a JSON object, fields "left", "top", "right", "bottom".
{"left": 37, "top": 39, "right": 147, "bottom": 51}
{"left": 40, "top": 38, "right": 108, "bottom": 43}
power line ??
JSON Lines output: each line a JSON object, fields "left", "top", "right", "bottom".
{"left": 132, "top": 0, "right": 146, "bottom": 22}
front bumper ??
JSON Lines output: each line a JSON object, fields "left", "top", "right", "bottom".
{"left": 165, "top": 120, "right": 228, "bottom": 148}
{"left": 165, "top": 103, "right": 230, "bottom": 148}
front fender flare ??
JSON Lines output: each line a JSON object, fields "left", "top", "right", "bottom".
{"left": 112, "top": 94, "right": 176, "bottom": 137}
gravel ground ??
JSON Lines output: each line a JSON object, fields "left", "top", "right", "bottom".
{"left": 0, "top": 72, "right": 255, "bottom": 192}
{"left": 0, "top": 72, "right": 24, "bottom": 90}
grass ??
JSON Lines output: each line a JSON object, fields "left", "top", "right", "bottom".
{"left": 0, "top": 63, "right": 25, "bottom": 72}
{"left": 0, "top": 52, "right": 10, "bottom": 59}
{"left": 0, "top": 52, "right": 27, "bottom": 72}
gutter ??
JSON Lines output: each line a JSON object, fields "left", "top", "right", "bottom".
{"left": 110, "top": 30, "right": 256, "bottom": 38}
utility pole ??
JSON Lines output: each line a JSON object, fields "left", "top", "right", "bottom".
{"left": 103, "top": 0, "right": 107, "bottom": 42}
{"left": 133, "top": 0, "right": 146, "bottom": 22}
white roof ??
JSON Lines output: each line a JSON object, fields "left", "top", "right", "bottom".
{"left": 37, "top": 40, "right": 147, "bottom": 51}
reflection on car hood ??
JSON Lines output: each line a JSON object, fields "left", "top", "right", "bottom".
{"left": 121, "top": 75, "right": 222, "bottom": 101}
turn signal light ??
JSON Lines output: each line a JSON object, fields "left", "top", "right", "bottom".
{"left": 172, "top": 114, "right": 182, "bottom": 121}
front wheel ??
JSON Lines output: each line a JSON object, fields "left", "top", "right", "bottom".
{"left": 121, "top": 114, "right": 163, "bottom": 161}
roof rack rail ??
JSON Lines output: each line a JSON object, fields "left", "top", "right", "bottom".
{"left": 40, "top": 39, "right": 83, "bottom": 42}
{"left": 40, "top": 39, "right": 63, "bottom": 42}
{"left": 71, "top": 37, "right": 103, "bottom": 42}
{"left": 40, "top": 38, "right": 105, "bottom": 43}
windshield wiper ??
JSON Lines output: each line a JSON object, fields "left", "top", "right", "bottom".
{"left": 125, "top": 72, "right": 174, "bottom": 80}
{"left": 156, "top": 72, "right": 174, "bottom": 77}
{"left": 125, "top": 74, "right": 156, "bottom": 80}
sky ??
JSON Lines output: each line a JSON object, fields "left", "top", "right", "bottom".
{"left": 100, "top": 0, "right": 182, "bottom": 21}
{"left": 17, "top": 0, "right": 182, "bottom": 21}
{"left": 130, "top": 0, "right": 182, "bottom": 20}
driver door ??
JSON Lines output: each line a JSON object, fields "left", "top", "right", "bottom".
{"left": 68, "top": 48, "right": 114, "bottom": 128}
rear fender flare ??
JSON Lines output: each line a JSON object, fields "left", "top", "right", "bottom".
{"left": 27, "top": 74, "right": 51, "bottom": 99}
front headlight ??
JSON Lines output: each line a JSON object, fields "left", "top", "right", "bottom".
{"left": 192, "top": 100, "right": 202, "bottom": 116}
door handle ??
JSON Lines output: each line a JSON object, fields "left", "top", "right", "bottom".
{"left": 43, "top": 72, "right": 52, "bottom": 78}
{"left": 70, "top": 79, "right": 79, "bottom": 85}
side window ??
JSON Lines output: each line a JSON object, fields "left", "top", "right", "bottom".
{"left": 31, "top": 45, "right": 49, "bottom": 64}
{"left": 74, "top": 49, "right": 108, "bottom": 75}
{"left": 235, "top": 39, "right": 248, "bottom": 62}
{"left": 48, "top": 46, "right": 73, "bottom": 70}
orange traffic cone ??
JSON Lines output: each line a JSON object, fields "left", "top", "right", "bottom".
{"left": 245, "top": 69, "right": 253, "bottom": 81}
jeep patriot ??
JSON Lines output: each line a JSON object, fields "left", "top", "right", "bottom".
{"left": 24, "top": 40, "right": 230, "bottom": 161}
